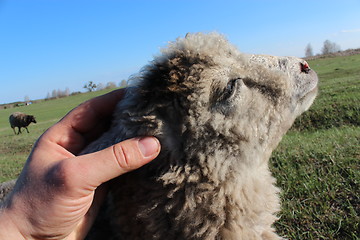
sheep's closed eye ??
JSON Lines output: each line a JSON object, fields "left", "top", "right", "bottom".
{"left": 223, "top": 78, "right": 240, "bottom": 100}
{"left": 210, "top": 78, "right": 242, "bottom": 115}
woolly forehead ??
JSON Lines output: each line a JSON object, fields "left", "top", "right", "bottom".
{"left": 160, "top": 33, "right": 243, "bottom": 64}
{"left": 159, "top": 33, "right": 290, "bottom": 97}
{"left": 160, "top": 33, "right": 288, "bottom": 89}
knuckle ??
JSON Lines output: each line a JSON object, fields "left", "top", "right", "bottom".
{"left": 112, "top": 143, "right": 133, "bottom": 171}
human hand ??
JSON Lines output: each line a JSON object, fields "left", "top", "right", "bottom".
{"left": 0, "top": 89, "right": 161, "bottom": 240}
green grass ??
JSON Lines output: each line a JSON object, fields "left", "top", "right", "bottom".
{"left": 271, "top": 127, "right": 359, "bottom": 239}
{"left": 0, "top": 54, "right": 359, "bottom": 239}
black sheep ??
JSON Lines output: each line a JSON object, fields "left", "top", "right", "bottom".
{"left": 9, "top": 112, "right": 37, "bottom": 135}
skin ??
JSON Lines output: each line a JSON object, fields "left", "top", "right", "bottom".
{"left": 0, "top": 89, "right": 161, "bottom": 240}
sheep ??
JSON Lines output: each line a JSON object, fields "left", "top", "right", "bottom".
{"left": 0, "top": 180, "right": 16, "bottom": 204}
{"left": 9, "top": 112, "right": 37, "bottom": 135}
{"left": 83, "top": 33, "right": 318, "bottom": 240}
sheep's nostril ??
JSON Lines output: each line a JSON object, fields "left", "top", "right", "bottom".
{"left": 300, "top": 62, "right": 310, "bottom": 74}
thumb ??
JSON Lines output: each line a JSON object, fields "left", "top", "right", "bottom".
{"left": 74, "top": 137, "right": 160, "bottom": 187}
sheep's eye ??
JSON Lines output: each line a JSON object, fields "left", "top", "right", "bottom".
{"left": 223, "top": 78, "right": 240, "bottom": 100}
{"left": 211, "top": 78, "right": 241, "bottom": 115}
{"left": 226, "top": 79, "right": 237, "bottom": 92}
{"left": 300, "top": 62, "right": 310, "bottom": 74}
{"left": 210, "top": 78, "right": 241, "bottom": 112}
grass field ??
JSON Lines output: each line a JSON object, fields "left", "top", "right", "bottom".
{"left": 0, "top": 55, "right": 359, "bottom": 239}
{"left": 0, "top": 88, "right": 115, "bottom": 181}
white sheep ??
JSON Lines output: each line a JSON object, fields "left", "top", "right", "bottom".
{"left": 9, "top": 112, "right": 37, "bottom": 135}
{"left": 83, "top": 33, "right": 318, "bottom": 239}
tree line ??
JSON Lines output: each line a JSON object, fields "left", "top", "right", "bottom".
{"left": 83, "top": 80, "right": 127, "bottom": 92}
{"left": 45, "top": 80, "right": 128, "bottom": 100}
{"left": 304, "top": 39, "right": 341, "bottom": 58}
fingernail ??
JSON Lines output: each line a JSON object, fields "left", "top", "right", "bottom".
{"left": 138, "top": 137, "right": 160, "bottom": 158}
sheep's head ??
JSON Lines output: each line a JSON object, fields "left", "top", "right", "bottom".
{"left": 27, "top": 115, "right": 37, "bottom": 124}
{"left": 118, "top": 33, "right": 318, "bottom": 173}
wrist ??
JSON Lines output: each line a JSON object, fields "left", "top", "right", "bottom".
{"left": 0, "top": 206, "right": 26, "bottom": 240}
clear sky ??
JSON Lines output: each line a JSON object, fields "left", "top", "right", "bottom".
{"left": 1, "top": 0, "right": 359, "bottom": 104}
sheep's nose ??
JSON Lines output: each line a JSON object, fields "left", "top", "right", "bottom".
{"left": 300, "top": 62, "right": 311, "bottom": 74}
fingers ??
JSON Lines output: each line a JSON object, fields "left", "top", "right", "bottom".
{"left": 64, "top": 137, "right": 160, "bottom": 190}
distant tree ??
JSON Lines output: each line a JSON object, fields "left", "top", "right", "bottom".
{"left": 84, "top": 81, "right": 97, "bottom": 92}
{"left": 106, "top": 81, "right": 117, "bottom": 89}
{"left": 70, "top": 91, "right": 81, "bottom": 96}
{"left": 52, "top": 89, "right": 58, "bottom": 98}
{"left": 305, "top": 43, "right": 314, "bottom": 58}
{"left": 57, "top": 89, "right": 63, "bottom": 98}
{"left": 96, "top": 83, "right": 105, "bottom": 91}
{"left": 119, "top": 79, "right": 128, "bottom": 88}
{"left": 322, "top": 40, "right": 341, "bottom": 55}
{"left": 24, "top": 95, "right": 30, "bottom": 103}
{"left": 64, "top": 87, "right": 70, "bottom": 97}
{"left": 47, "top": 88, "right": 70, "bottom": 99}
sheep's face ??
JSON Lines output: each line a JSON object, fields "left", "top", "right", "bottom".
{"left": 202, "top": 54, "right": 318, "bottom": 126}
{"left": 27, "top": 115, "right": 37, "bottom": 124}
{"left": 248, "top": 54, "right": 318, "bottom": 117}
{"left": 197, "top": 53, "right": 318, "bottom": 163}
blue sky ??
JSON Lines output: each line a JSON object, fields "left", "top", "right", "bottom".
{"left": 1, "top": 0, "right": 359, "bottom": 104}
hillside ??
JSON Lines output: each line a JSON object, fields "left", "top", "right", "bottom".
{"left": 305, "top": 48, "right": 360, "bottom": 60}
{"left": 0, "top": 54, "right": 359, "bottom": 239}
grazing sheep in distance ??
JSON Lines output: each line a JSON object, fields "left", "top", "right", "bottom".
{"left": 83, "top": 33, "right": 318, "bottom": 239}
{"left": 9, "top": 112, "right": 37, "bottom": 135}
